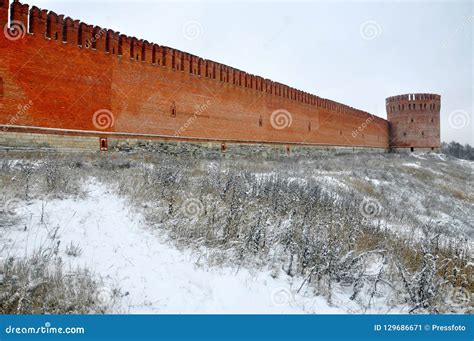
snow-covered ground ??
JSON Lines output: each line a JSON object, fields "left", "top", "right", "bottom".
{"left": 1, "top": 152, "right": 470, "bottom": 314}
{"left": 2, "top": 179, "right": 344, "bottom": 314}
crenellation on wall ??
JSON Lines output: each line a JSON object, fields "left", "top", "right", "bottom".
{"left": 238, "top": 71, "right": 244, "bottom": 87}
{"left": 118, "top": 34, "right": 127, "bottom": 57}
{"left": 143, "top": 40, "right": 152, "bottom": 63}
{"left": 129, "top": 36, "right": 138, "bottom": 60}
{"left": 139, "top": 39, "right": 147, "bottom": 62}
{"left": 223, "top": 63, "right": 230, "bottom": 82}
{"left": 21, "top": 3, "right": 29, "bottom": 27}
{"left": 57, "top": 14, "right": 65, "bottom": 41}
{"left": 209, "top": 60, "right": 215, "bottom": 79}
{"left": 150, "top": 43, "right": 157, "bottom": 64}
{"left": 226, "top": 65, "right": 232, "bottom": 83}
{"left": 226, "top": 65, "right": 235, "bottom": 84}
{"left": 77, "top": 22, "right": 86, "bottom": 47}
{"left": 198, "top": 57, "right": 206, "bottom": 76}
{"left": 46, "top": 11, "right": 58, "bottom": 40}
{"left": 28, "top": 6, "right": 39, "bottom": 34}
{"left": 187, "top": 54, "right": 195, "bottom": 74}
{"left": 179, "top": 50, "right": 186, "bottom": 71}
{"left": 0, "top": 0, "right": 8, "bottom": 27}
{"left": 91, "top": 25, "right": 104, "bottom": 50}
{"left": 158, "top": 45, "right": 166, "bottom": 65}
{"left": 217, "top": 63, "right": 223, "bottom": 81}
{"left": 211, "top": 60, "right": 217, "bottom": 79}
{"left": 84, "top": 23, "right": 93, "bottom": 48}
{"left": 105, "top": 28, "right": 114, "bottom": 53}
{"left": 203, "top": 58, "right": 208, "bottom": 77}
{"left": 236, "top": 69, "right": 242, "bottom": 86}
{"left": 221, "top": 64, "right": 227, "bottom": 82}
{"left": 214, "top": 62, "right": 222, "bottom": 81}
{"left": 170, "top": 48, "right": 179, "bottom": 69}
{"left": 69, "top": 19, "right": 79, "bottom": 45}
{"left": 10, "top": 0, "right": 21, "bottom": 22}
{"left": 11, "top": 1, "right": 28, "bottom": 29}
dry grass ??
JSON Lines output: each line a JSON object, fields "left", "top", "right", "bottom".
{"left": 0, "top": 253, "right": 108, "bottom": 314}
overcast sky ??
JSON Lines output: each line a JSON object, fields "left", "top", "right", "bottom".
{"left": 28, "top": 0, "right": 473, "bottom": 144}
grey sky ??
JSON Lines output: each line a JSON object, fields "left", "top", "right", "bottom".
{"left": 28, "top": 0, "right": 473, "bottom": 144}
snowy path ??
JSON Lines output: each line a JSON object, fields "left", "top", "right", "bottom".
{"left": 3, "top": 179, "right": 343, "bottom": 314}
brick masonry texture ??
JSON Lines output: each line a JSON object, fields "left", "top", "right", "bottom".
{"left": 0, "top": 0, "right": 439, "bottom": 152}
{"left": 386, "top": 94, "right": 441, "bottom": 150}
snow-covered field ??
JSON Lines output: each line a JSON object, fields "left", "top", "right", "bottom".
{"left": 2, "top": 179, "right": 345, "bottom": 314}
{"left": 1, "top": 151, "right": 472, "bottom": 314}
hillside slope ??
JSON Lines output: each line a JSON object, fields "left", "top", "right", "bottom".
{"left": 0, "top": 151, "right": 472, "bottom": 313}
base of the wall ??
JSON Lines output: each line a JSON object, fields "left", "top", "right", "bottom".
{"left": 0, "top": 130, "right": 98, "bottom": 151}
{"left": 109, "top": 137, "right": 387, "bottom": 158}
{"left": 391, "top": 147, "right": 441, "bottom": 153}
{"left": 0, "top": 129, "right": 389, "bottom": 158}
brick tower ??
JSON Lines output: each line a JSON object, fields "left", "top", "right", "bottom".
{"left": 386, "top": 93, "right": 441, "bottom": 152}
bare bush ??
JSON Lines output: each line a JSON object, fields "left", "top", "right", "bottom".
{"left": 65, "top": 241, "right": 83, "bottom": 257}
{"left": 0, "top": 253, "right": 108, "bottom": 314}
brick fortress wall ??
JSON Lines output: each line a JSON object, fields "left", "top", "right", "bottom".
{"left": 1, "top": 0, "right": 391, "bottom": 152}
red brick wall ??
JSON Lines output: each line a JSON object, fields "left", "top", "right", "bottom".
{"left": 386, "top": 94, "right": 441, "bottom": 149}
{"left": 0, "top": 0, "right": 390, "bottom": 148}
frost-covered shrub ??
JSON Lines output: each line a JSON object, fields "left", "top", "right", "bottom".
{"left": 0, "top": 254, "right": 108, "bottom": 314}
{"left": 65, "top": 241, "right": 83, "bottom": 257}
